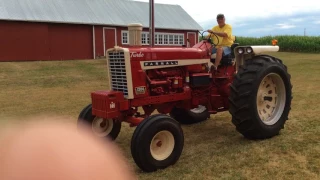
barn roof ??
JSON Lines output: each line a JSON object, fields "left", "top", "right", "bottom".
{"left": 0, "top": 0, "right": 203, "bottom": 31}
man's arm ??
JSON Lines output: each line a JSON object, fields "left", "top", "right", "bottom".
{"left": 208, "top": 25, "right": 232, "bottom": 38}
{"left": 207, "top": 30, "right": 228, "bottom": 37}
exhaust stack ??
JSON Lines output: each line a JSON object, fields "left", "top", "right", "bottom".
{"left": 149, "top": 0, "right": 155, "bottom": 47}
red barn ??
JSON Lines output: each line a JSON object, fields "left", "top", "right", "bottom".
{"left": 0, "top": 0, "right": 203, "bottom": 61}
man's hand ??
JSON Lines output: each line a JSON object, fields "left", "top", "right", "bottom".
{"left": 207, "top": 29, "right": 228, "bottom": 37}
{"left": 207, "top": 29, "right": 213, "bottom": 33}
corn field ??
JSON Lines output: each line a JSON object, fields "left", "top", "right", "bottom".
{"left": 235, "top": 35, "right": 320, "bottom": 53}
{"left": 200, "top": 35, "right": 320, "bottom": 53}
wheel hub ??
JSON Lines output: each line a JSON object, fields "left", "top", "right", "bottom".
{"left": 100, "top": 121, "right": 107, "bottom": 128}
{"left": 256, "top": 73, "right": 286, "bottom": 125}
{"left": 92, "top": 118, "right": 114, "bottom": 137}
{"left": 150, "top": 130, "right": 175, "bottom": 161}
{"left": 156, "top": 140, "right": 162, "bottom": 147}
{"left": 190, "top": 105, "right": 206, "bottom": 114}
{"left": 264, "top": 96, "right": 273, "bottom": 102}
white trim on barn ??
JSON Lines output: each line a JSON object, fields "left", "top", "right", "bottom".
{"left": 92, "top": 25, "right": 96, "bottom": 59}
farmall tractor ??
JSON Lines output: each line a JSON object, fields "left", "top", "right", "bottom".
{"left": 77, "top": 24, "right": 292, "bottom": 172}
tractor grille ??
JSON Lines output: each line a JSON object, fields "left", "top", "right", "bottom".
{"left": 108, "top": 51, "right": 128, "bottom": 97}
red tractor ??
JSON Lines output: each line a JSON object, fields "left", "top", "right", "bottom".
{"left": 78, "top": 25, "right": 292, "bottom": 172}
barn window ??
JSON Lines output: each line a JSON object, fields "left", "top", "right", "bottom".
{"left": 158, "top": 34, "right": 163, "bottom": 44}
{"left": 121, "top": 31, "right": 184, "bottom": 46}
{"left": 164, "top": 35, "right": 168, "bottom": 44}
{"left": 122, "top": 31, "right": 128, "bottom": 44}
{"left": 157, "top": 33, "right": 184, "bottom": 45}
{"left": 146, "top": 33, "right": 150, "bottom": 44}
{"left": 168, "top": 35, "right": 173, "bottom": 44}
{"left": 174, "top": 35, "right": 179, "bottom": 44}
{"left": 179, "top": 35, "right": 184, "bottom": 45}
{"left": 140, "top": 32, "right": 150, "bottom": 45}
{"left": 141, "top": 33, "right": 145, "bottom": 44}
{"left": 155, "top": 34, "right": 158, "bottom": 45}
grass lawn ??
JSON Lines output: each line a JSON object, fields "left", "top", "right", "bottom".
{"left": 0, "top": 52, "right": 320, "bottom": 179}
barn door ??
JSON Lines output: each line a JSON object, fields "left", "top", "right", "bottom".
{"left": 103, "top": 28, "right": 117, "bottom": 56}
{"left": 187, "top": 32, "right": 196, "bottom": 47}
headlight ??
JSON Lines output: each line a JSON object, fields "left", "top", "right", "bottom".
{"left": 237, "top": 48, "right": 244, "bottom": 54}
{"left": 246, "top": 47, "right": 253, "bottom": 53}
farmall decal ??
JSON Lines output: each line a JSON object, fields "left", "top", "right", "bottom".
{"left": 130, "top": 52, "right": 144, "bottom": 58}
{"left": 144, "top": 61, "right": 178, "bottom": 67}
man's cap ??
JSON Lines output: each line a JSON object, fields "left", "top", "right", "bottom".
{"left": 217, "top": 13, "right": 225, "bottom": 19}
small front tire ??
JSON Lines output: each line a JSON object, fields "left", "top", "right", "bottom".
{"left": 131, "top": 114, "right": 184, "bottom": 172}
{"left": 77, "top": 104, "right": 121, "bottom": 141}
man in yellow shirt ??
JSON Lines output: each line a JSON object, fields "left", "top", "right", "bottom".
{"left": 205, "top": 14, "right": 234, "bottom": 70}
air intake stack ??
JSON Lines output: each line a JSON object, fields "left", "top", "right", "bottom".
{"left": 128, "top": 23, "right": 143, "bottom": 46}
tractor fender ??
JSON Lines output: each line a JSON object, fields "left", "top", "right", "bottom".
{"left": 250, "top": 45, "right": 279, "bottom": 54}
{"left": 234, "top": 45, "right": 279, "bottom": 55}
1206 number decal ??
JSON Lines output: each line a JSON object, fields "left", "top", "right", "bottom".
{"left": 135, "top": 86, "right": 146, "bottom": 95}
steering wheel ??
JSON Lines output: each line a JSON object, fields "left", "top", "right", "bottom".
{"left": 199, "top": 31, "right": 219, "bottom": 46}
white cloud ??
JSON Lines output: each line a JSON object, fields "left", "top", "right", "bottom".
{"left": 134, "top": 0, "right": 320, "bottom": 23}
{"left": 289, "top": 18, "right": 305, "bottom": 22}
{"left": 276, "top": 23, "right": 296, "bottom": 29}
{"left": 314, "top": 20, "right": 320, "bottom": 24}
{"left": 233, "top": 23, "right": 248, "bottom": 27}
{"left": 247, "top": 27, "right": 274, "bottom": 34}
{"left": 246, "top": 23, "right": 296, "bottom": 34}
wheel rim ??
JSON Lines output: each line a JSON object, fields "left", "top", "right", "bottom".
{"left": 256, "top": 73, "right": 286, "bottom": 125}
{"left": 190, "top": 105, "right": 206, "bottom": 114}
{"left": 150, "top": 130, "right": 175, "bottom": 161}
{"left": 91, "top": 118, "right": 114, "bottom": 137}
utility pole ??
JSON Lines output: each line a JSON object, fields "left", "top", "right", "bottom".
{"left": 304, "top": 28, "right": 306, "bottom": 36}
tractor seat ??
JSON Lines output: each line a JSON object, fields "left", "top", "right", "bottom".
{"left": 230, "top": 43, "right": 239, "bottom": 58}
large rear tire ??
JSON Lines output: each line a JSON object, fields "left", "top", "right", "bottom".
{"left": 77, "top": 104, "right": 121, "bottom": 141}
{"left": 131, "top": 114, "right": 184, "bottom": 172}
{"left": 229, "top": 55, "right": 292, "bottom": 139}
{"left": 169, "top": 105, "right": 210, "bottom": 124}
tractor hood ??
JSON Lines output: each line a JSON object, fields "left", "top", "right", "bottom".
{"left": 126, "top": 47, "right": 208, "bottom": 61}
{"left": 107, "top": 40, "right": 212, "bottom": 62}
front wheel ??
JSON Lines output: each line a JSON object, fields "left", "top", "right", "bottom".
{"left": 131, "top": 114, "right": 184, "bottom": 172}
{"left": 228, "top": 55, "right": 292, "bottom": 139}
{"left": 77, "top": 104, "right": 121, "bottom": 141}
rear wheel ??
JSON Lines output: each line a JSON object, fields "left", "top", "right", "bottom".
{"left": 131, "top": 114, "right": 184, "bottom": 172}
{"left": 77, "top": 104, "right": 121, "bottom": 141}
{"left": 169, "top": 105, "right": 210, "bottom": 124}
{"left": 229, "top": 55, "right": 292, "bottom": 139}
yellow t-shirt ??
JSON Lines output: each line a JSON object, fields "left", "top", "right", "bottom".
{"left": 208, "top": 24, "right": 233, "bottom": 47}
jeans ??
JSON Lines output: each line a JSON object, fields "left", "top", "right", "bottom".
{"left": 211, "top": 46, "right": 232, "bottom": 56}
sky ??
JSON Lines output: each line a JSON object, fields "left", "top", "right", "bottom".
{"left": 134, "top": 0, "right": 320, "bottom": 37}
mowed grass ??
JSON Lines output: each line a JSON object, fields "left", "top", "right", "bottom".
{"left": 1, "top": 52, "right": 320, "bottom": 179}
